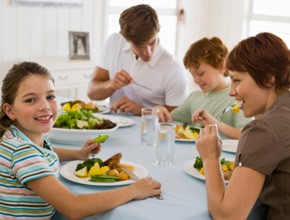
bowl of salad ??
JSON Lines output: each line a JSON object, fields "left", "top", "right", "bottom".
{"left": 48, "top": 109, "right": 118, "bottom": 145}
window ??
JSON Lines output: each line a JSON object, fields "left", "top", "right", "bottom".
{"left": 247, "top": 0, "right": 290, "bottom": 46}
{"left": 106, "top": 0, "right": 178, "bottom": 55}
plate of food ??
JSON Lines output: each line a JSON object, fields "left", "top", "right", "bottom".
{"left": 49, "top": 109, "right": 118, "bottom": 144}
{"left": 222, "top": 139, "right": 239, "bottom": 153}
{"left": 175, "top": 125, "right": 200, "bottom": 142}
{"left": 60, "top": 153, "right": 148, "bottom": 186}
{"left": 183, "top": 156, "right": 235, "bottom": 183}
{"left": 183, "top": 159, "right": 206, "bottom": 181}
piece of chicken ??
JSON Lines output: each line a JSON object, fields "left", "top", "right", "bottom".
{"left": 103, "top": 153, "right": 122, "bottom": 170}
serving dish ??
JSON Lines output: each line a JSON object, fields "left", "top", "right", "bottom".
{"left": 48, "top": 125, "right": 118, "bottom": 144}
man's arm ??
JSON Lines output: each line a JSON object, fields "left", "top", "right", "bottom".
{"left": 87, "top": 67, "right": 133, "bottom": 101}
{"left": 87, "top": 66, "right": 115, "bottom": 100}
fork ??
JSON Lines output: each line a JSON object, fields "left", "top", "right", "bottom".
{"left": 217, "top": 106, "right": 233, "bottom": 121}
{"left": 133, "top": 82, "right": 152, "bottom": 91}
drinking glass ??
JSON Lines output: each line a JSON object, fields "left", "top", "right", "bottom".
{"left": 156, "top": 122, "right": 176, "bottom": 165}
{"left": 141, "top": 108, "right": 159, "bottom": 146}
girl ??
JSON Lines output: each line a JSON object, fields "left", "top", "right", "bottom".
{"left": 196, "top": 32, "right": 290, "bottom": 219}
{"left": 0, "top": 62, "right": 161, "bottom": 219}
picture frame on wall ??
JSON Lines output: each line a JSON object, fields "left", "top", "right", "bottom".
{"left": 69, "top": 31, "right": 90, "bottom": 60}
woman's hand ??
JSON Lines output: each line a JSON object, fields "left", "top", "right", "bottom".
{"left": 78, "top": 139, "right": 101, "bottom": 160}
{"left": 196, "top": 124, "right": 222, "bottom": 162}
{"left": 192, "top": 109, "right": 218, "bottom": 126}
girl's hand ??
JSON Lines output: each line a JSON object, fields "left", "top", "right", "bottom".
{"left": 78, "top": 139, "right": 101, "bottom": 160}
{"left": 192, "top": 109, "right": 218, "bottom": 126}
{"left": 130, "top": 177, "right": 161, "bottom": 200}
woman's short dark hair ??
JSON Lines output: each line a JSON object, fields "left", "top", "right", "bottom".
{"left": 226, "top": 32, "right": 290, "bottom": 93}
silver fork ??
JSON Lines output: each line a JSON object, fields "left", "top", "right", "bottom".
{"left": 133, "top": 82, "right": 152, "bottom": 91}
{"left": 217, "top": 106, "right": 233, "bottom": 121}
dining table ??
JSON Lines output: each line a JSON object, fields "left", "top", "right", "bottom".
{"left": 51, "top": 112, "right": 237, "bottom": 220}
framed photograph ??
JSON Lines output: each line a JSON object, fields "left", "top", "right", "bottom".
{"left": 69, "top": 31, "right": 90, "bottom": 60}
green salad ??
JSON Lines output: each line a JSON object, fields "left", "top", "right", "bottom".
{"left": 54, "top": 109, "right": 116, "bottom": 130}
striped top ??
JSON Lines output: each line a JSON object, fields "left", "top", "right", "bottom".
{"left": 0, "top": 125, "right": 59, "bottom": 219}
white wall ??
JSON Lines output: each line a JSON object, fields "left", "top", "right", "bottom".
{"left": 0, "top": 0, "right": 248, "bottom": 84}
{"left": 177, "top": 0, "right": 247, "bottom": 60}
{"left": 0, "top": 0, "right": 106, "bottom": 77}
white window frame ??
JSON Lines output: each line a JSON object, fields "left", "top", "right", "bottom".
{"left": 246, "top": 0, "right": 290, "bottom": 46}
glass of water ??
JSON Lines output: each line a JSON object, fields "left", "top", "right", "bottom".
{"left": 141, "top": 108, "right": 159, "bottom": 146}
{"left": 156, "top": 122, "right": 176, "bottom": 165}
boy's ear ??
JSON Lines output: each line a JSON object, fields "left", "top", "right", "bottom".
{"left": 2, "top": 103, "right": 16, "bottom": 120}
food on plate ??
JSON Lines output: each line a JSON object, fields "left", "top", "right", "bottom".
{"left": 74, "top": 153, "right": 135, "bottom": 182}
{"left": 193, "top": 156, "right": 234, "bottom": 181}
{"left": 103, "top": 152, "right": 122, "bottom": 169}
{"left": 54, "top": 109, "right": 116, "bottom": 129}
{"left": 175, "top": 125, "right": 200, "bottom": 140}
{"left": 61, "top": 100, "right": 99, "bottom": 112}
{"left": 231, "top": 103, "right": 240, "bottom": 114}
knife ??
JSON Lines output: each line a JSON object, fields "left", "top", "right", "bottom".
{"left": 120, "top": 167, "right": 164, "bottom": 200}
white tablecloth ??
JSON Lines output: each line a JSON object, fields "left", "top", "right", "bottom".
{"left": 52, "top": 113, "right": 236, "bottom": 220}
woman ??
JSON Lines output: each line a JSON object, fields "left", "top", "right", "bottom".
{"left": 196, "top": 32, "right": 290, "bottom": 219}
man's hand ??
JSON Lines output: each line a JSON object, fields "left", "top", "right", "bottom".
{"left": 110, "top": 70, "right": 133, "bottom": 91}
{"left": 153, "top": 106, "right": 173, "bottom": 122}
{"left": 110, "top": 96, "right": 143, "bottom": 116}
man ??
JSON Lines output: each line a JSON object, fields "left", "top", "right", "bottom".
{"left": 87, "top": 4, "right": 188, "bottom": 116}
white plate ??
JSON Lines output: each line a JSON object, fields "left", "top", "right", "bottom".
{"left": 97, "top": 106, "right": 110, "bottom": 114}
{"left": 222, "top": 139, "right": 239, "bottom": 153}
{"left": 183, "top": 159, "right": 205, "bottom": 181}
{"left": 93, "top": 114, "right": 134, "bottom": 128}
{"left": 60, "top": 160, "right": 148, "bottom": 186}
{"left": 48, "top": 125, "right": 118, "bottom": 145}
{"left": 183, "top": 159, "right": 232, "bottom": 183}
{"left": 115, "top": 116, "right": 134, "bottom": 127}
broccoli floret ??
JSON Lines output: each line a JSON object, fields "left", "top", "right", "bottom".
{"left": 75, "top": 163, "right": 85, "bottom": 171}
{"left": 83, "top": 158, "right": 95, "bottom": 170}
{"left": 193, "top": 156, "right": 203, "bottom": 170}
{"left": 92, "top": 158, "right": 104, "bottom": 167}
